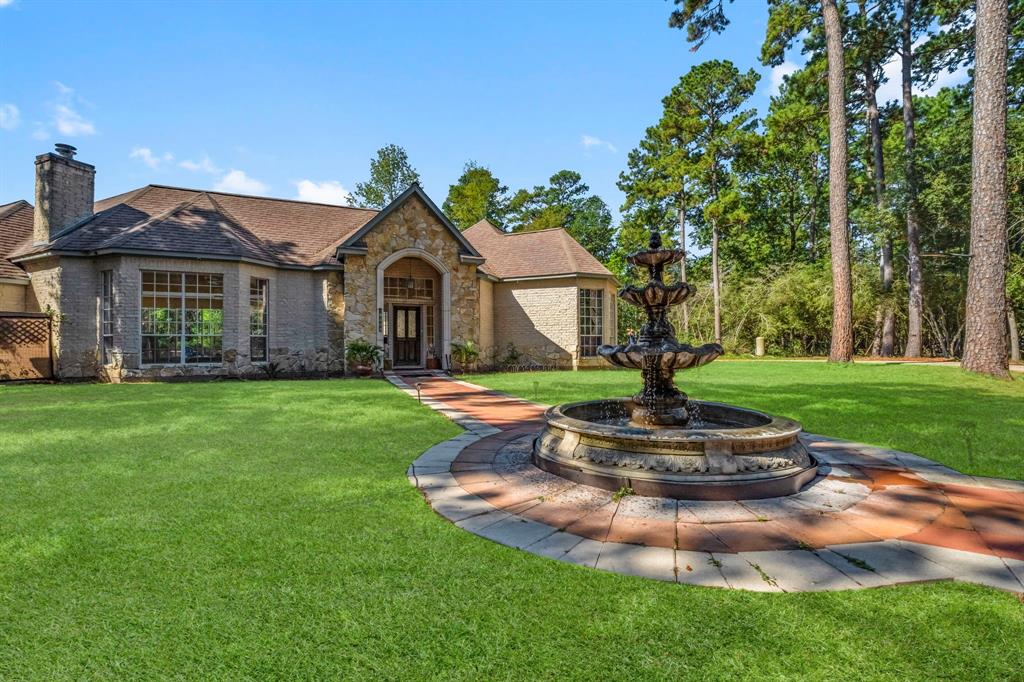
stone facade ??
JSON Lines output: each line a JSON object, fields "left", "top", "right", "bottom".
{"left": 341, "top": 195, "right": 480, "bottom": 366}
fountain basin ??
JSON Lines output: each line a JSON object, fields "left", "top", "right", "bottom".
{"left": 532, "top": 399, "right": 818, "bottom": 500}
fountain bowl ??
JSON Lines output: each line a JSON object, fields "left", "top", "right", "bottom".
{"left": 532, "top": 399, "right": 818, "bottom": 500}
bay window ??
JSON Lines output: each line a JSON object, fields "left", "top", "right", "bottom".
{"left": 141, "top": 271, "right": 223, "bottom": 364}
{"left": 579, "top": 288, "right": 604, "bottom": 357}
{"left": 249, "top": 278, "right": 269, "bottom": 362}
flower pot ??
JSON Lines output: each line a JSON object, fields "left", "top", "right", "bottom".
{"left": 355, "top": 365, "right": 373, "bottom": 377}
{"left": 426, "top": 357, "right": 441, "bottom": 370}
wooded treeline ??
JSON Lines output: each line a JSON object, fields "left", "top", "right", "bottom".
{"left": 353, "top": 0, "right": 1022, "bottom": 378}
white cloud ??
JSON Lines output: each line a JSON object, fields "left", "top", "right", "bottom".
{"left": 179, "top": 154, "right": 221, "bottom": 174}
{"left": 53, "top": 104, "right": 95, "bottom": 136}
{"left": 294, "top": 179, "right": 352, "bottom": 205}
{"left": 214, "top": 169, "right": 268, "bottom": 195}
{"left": 0, "top": 0, "right": 16, "bottom": 8}
{"left": 31, "top": 122, "right": 48, "bottom": 140}
{"left": 0, "top": 103, "right": 20, "bottom": 130}
{"left": 770, "top": 61, "right": 799, "bottom": 95}
{"left": 130, "top": 146, "right": 173, "bottom": 170}
{"left": 581, "top": 134, "right": 616, "bottom": 153}
{"left": 876, "top": 38, "right": 970, "bottom": 103}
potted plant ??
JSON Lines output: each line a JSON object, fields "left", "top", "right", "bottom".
{"left": 425, "top": 345, "right": 441, "bottom": 370}
{"left": 345, "top": 340, "right": 382, "bottom": 377}
{"left": 450, "top": 340, "right": 479, "bottom": 374}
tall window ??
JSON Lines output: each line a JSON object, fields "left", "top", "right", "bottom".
{"left": 249, "top": 278, "right": 269, "bottom": 362}
{"left": 141, "top": 271, "right": 224, "bottom": 364}
{"left": 101, "top": 270, "right": 114, "bottom": 364}
{"left": 579, "top": 288, "right": 604, "bottom": 357}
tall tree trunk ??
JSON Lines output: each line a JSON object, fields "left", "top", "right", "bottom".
{"left": 712, "top": 222, "right": 722, "bottom": 345}
{"left": 903, "top": 0, "right": 925, "bottom": 357}
{"left": 1009, "top": 305, "right": 1021, "bottom": 362}
{"left": 962, "top": 0, "right": 1010, "bottom": 378}
{"left": 823, "top": 0, "right": 854, "bottom": 362}
{"left": 678, "top": 197, "right": 689, "bottom": 337}
{"left": 861, "top": 0, "right": 895, "bottom": 357}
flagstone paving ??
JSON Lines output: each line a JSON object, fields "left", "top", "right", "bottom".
{"left": 388, "top": 373, "right": 1024, "bottom": 593}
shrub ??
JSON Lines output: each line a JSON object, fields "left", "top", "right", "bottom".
{"left": 345, "top": 340, "right": 382, "bottom": 369}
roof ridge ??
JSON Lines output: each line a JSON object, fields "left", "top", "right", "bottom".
{"left": 0, "top": 200, "right": 31, "bottom": 221}
{"left": 204, "top": 193, "right": 278, "bottom": 259}
{"left": 49, "top": 185, "right": 159, "bottom": 244}
{"left": 559, "top": 230, "right": 579, "bottom": 272}
{"left": 95, "top": 192, "right": 205, "bottom": 250}
{"left": 145, "top": 184, "right": 380, "bottom": 212}
{"left": 500, "top": 225, "right": 570, "bottom": 236}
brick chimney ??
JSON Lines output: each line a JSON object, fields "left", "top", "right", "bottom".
{"left": 33, "top": 143, "right": 95, "bottom": 245}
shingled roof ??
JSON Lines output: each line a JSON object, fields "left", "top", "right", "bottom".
{"left": 463, "top": 220, "right": 614, "bottom": 281}
{"left": 0, "top": 200, "right": 33, "bottom": 281}
{"left": 10, "top": 185, "right": 381, "bottom": 269}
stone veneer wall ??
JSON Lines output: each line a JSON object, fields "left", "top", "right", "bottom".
{"left": 341, "top": 195, "right": 480, "bottom": 363}
{"left": 491, "top": 276, "right": 618, "bottom": 368}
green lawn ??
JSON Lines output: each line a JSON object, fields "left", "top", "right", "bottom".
{"left": 1, "top": 377, "right": 1022, "bottom": 679}
{"left": 465, "top": 362, "right": 1024, "bottom": 480}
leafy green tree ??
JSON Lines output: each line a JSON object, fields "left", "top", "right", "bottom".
{"left": 442, "top": 162, "right": 509, "bottom": 230}
{"left": 352, "top": 144, "right": 421, "bottom": 209}
{"left": 506, "top": 171, "right": 616, "bottom": 260}
{"left": 657, "top": 60, "right": 760, "bottom": 344}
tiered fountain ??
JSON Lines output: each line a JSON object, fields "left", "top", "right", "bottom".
{"left": 532, "top": 227, "right": 817, "bottom": 500}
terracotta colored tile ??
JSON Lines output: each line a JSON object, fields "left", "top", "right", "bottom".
{"left": 465, "top": 483, "right": 542, "bottom": 510}
{"left": 958, "top": 508, "right": 1024, "bottom": 538}
{"left": 859, "top": 467, "right": 929, "bottom": 489}
{"left": 676, "top": 523, "right": 732, "bottom": 553}
{"left": 564, "top": 502, "right": 618, "bottom": 542}
{"left": 703, "top": 520, "right": 802, "bottom": 552}
{"left": 901, "top": 524, "right": 998, "bottom": 556}
{"left": 774, "top": 514, "right": 881, "bottom": 547}
{"left": 939, "top": 484, "right": 1024, "bottom": 507}
{"left": 841, "top": 511, "right": 924, "bottom": 539}
{"left": 450, "top": 461, "right": 494, "bottom": 472}
{"left": 928, "top": 505, "right": 976, "bottom": 531}
{"left": 520, "top": 500, "right": 596, "bottom": 530}
{"left": 452, "top": 469, "right": 504, "bottom": 486}
{"left": 975, "top": 532, "right": 1024, "bottom": 561}
{"left": 605, "top": 516, "right": 676, "bottom": 548}
{"left": 453, "top": 448, "right": 498, "bottom": 464}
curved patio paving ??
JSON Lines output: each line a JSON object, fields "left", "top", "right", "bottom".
{"left": 388, "top": 373, "right": 1024, "bottom": 593}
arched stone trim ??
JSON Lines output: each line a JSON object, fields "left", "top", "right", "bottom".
{"left": 376, "top": 248, "right": 451, "bottom": 369}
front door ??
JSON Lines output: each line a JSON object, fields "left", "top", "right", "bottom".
{"left": 393, "top": 306, "right": 421, "bottom": 367}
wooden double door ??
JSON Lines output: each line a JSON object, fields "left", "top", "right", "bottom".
{"left": 392, "top": 306, "right": 422, "bottom": 367}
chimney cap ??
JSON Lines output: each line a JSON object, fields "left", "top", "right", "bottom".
{"left": 54, "top": 143, "right": 77, "bottom": 159}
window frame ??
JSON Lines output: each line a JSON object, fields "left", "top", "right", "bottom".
{"left": 249, "top": 277, "right": 269, "bottom": 363}
{"left": 101, "top": 270, "right": 114, "bottom": 364}
{"left": 140, "top": 271, "right": 225, "bottom": 366}
{"left": 578, "top": 288, "right": 604, "bottom": 358}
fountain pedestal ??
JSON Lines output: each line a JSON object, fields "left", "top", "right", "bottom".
{"left": 531, "top": 226, "right": 817, "bottom": 500}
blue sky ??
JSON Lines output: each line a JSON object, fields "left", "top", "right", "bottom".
{"left": 0, "top": 0, "right": 965, "bottom": 218}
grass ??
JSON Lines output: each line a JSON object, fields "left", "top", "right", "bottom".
{"left": 0, "top": 376, "right": 1022, "bottom": 679}
{"left": 464, "top": 361, "right": 1024, "bottom": 480}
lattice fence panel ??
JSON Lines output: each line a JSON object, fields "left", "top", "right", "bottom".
{"left": 0, "top": 316, "right": 52, "bottom": 380}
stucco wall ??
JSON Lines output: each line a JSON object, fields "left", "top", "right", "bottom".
{"left": 0, "top": 282, "right": 28, "bottom": 312}
{"left": 491, "top": 276, "right": 617, "bottom": 368}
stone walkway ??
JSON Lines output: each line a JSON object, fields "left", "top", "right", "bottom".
{"left": 388, "top": 374, "right": 1024, "bottom": 593}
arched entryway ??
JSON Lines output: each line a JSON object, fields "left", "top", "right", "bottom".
{"left": 375, "top": 248, "right": 451, "bottom": 370}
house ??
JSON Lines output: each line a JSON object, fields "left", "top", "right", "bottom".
{"left": 0, "top": 144, "right": 617, "bottom": 380}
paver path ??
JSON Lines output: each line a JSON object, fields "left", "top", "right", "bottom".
{"left": 389, "top": 374, "right": 1024, "bottom": 592}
